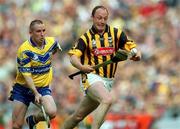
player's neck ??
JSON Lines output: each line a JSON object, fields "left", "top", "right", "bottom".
{"left": 92, "top": 25, "right": 105, "bottom": 35}
{"left": 30, "top": 38, "right": 44, "bottom": 49}
{"left": 98, "top": 30, "right": 105, "bottom": 35}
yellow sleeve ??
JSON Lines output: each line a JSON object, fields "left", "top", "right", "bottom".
{"left": 68, "top": 34, "right": 88, "bottom": 58}
{"left": 68, "top": 48, "right": 82, "bottom": 57}
{"left": 124, "top": 40, "right": 137, "bottom": 52}
{"left": 17, "top": 47, "right": 31, "bottom": 76}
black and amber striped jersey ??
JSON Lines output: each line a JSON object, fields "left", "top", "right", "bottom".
{"left": 15, "top": 37, "right": 61, "bottom": 87}
{"left": 68, "top": 25, "right": 137, "bottom": 78}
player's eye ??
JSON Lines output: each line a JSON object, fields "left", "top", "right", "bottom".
{"left": 95, "top": 16, "right": 107, "bottom": 21}
{"left": 96, "top": 16, "right": 102, "bottom": 20}
{"left": 36, "top": 29, "right": 45, "bottom": 33}
{"left": 36, "top": 30, "right": 41, "bottom": 33}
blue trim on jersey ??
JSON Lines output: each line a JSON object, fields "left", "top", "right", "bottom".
{"left": 24, "top": 50, "right": 51, "bottom": 64}
{"left": 17, "top": 57, "right": 31, "bottom": 66}
{"left": 49, "top": 41, "right": 58, "bottom": 52}
{"left": 18, "top": 63, "right": 51, "bottom": 74}
{"left": 30, "top": 37, "right": 46, "bottom": 47}
{"left": 22, "top": 42, "right": 58, "bottom": 64}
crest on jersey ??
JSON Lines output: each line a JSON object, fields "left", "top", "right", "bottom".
{"left": 108, "top": 37, "right": 113, "bottom": 47}
{"left": 92, "top": 39, "right": 97, "bottom": 49}
{"left": 33, "top": 54, "right": 39, "bottom": 61}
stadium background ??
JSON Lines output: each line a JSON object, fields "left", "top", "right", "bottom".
{"left": 0, "top": 0, "right": 179, "bottom": 129}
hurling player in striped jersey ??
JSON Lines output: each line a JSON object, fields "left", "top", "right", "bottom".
{"left": 62, "top": 5, "right": 141, "bottom": 129}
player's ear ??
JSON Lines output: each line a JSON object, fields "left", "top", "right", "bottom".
{"left": 91, "top": 15, "right": 93, "bottom": 20}
{"left": 29, "top": 30, "right": 32, "bottom": 36}
{"left": 29, "top": 27, "right": 33, "bottom": 35}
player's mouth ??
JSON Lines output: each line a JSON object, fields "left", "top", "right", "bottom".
{"left": 97, "top": 25, "right": 105, "bottom": 30}
{"left": 98, "top": 23, "right": 105, "bottom": 27}
{"left": 39, "top": 38, "right": 44, "bottom": 43}
{"left": 40, "top": 38, "right": 44, "bottom": 41}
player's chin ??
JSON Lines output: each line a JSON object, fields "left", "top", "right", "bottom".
{"left": 97, "top": 26, "right": 105, "bottom": 32}
{"left": 39, "top": 38, "right": 45, "bottom": 43}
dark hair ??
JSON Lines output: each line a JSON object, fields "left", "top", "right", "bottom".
{"left": 91, "top": 5, "right": 108, "bottom": 17}
{"left": 29, "top": 19, "right": 43, "bottom": 31}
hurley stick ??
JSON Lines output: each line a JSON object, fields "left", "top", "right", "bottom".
{"left": 68, "top": 49, "right": 132, "bottom": 79}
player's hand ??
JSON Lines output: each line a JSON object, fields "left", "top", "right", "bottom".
{"left": 80, "top": 65, "right": 94, "bottom": 73}
{"left": 130, "top": 51, "right": 141, "bottom": 61}
{"left": 34, "top": 92, "right": 42, "bottom": 104}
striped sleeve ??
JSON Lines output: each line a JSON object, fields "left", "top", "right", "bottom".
{"left": 54, "top": 39, "right": 62, "bottom": 51}
{"left": 68, "top": 36, "right": 87, "bottom": 57}
{"left": 118, "top": 31, "right": 137, "bottom": 51}
{"left": 17, "top": 47, "right": 31, "bottom": 76}
{"left": 51, "top": 38, "right": 62, "bottom": 54}
{"left": 124, "top": 40, "right": 137, "bottom": 51}
{"left": 118, "top": 31, "right": 128, "bottom": 49}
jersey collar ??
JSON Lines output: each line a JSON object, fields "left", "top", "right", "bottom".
{"left": 90, "top": 24, "right": 109, "bottom": 35}
{"left": 29, "top": 37, "right": 46, "bottom": 48}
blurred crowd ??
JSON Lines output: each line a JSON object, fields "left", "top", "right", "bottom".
{"left": 0, "top": 0, "right": 179, "bottom": 129}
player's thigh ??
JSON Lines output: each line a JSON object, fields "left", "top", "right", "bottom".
{"left": 87, "top": 81, "right": 112, "bottom": 103}
{"left": 73, "top": 96, "right": 99, "bottom": 118}
{"left": 41, "top": 95, "right": 57, "bottom": 115}
{"left": 12, "top": 100, "right": 28, "bottom": 125}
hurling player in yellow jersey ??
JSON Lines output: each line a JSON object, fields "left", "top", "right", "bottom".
{"left": 9, "top": 19, "right": 62, "bottom": 129}
{"left": 62, "top": 5, "right": 141, "bottom": 129}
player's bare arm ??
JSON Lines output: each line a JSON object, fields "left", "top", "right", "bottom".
{"left": 23, "top": 75, "right": 42, "bottom": 103}
{"left": 70, "top": 54, "right": 94, "bottom": 73}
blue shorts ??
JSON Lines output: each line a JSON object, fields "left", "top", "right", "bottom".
{"left": 9, "top": 83, "right": 52, "bottom": 106}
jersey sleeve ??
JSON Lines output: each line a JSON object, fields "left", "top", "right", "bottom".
{"left": 118, "top": 31, "right": 137, "bottom": 51}
{"left": 52, "top": 39, "right": 62, "bottom": 54}
{"left": 16, "top": 47, "right": 31, "bottom": 76}
{"left": 68, "top": 38, "right": 86, "bottom": 57}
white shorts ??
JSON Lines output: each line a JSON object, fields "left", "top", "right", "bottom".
{"left": 80, "top": 73, "right": 114, "bottom": 94}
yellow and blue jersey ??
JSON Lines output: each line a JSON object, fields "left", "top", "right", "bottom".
{"left": 15, "top": 37, "right": 61, "bottom": 87}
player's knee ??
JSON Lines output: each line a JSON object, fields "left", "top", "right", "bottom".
{"left": 47, "top": 108, "right": 57, "bottom": 119}
{"left": 102, "top": 96, "right": 113, "bottom": 106}
{"left": 72, "top": 114, "right": 84, "bottom": 122}
{"left": 48, "top": 112, "right": 56, "bottom": 119}
{"left": 12, "top": 122, "right": 23, "bottom": 129}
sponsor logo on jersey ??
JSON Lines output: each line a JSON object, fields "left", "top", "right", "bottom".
{"left": 93, "top": 47, "right": 115, "bottom": 56}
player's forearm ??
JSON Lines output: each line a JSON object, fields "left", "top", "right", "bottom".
{"left": 70, "top": 55, "right": 83, "bottom": 71}
{"left": 23, "top": 75, "right": 39, "bottom": 95}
